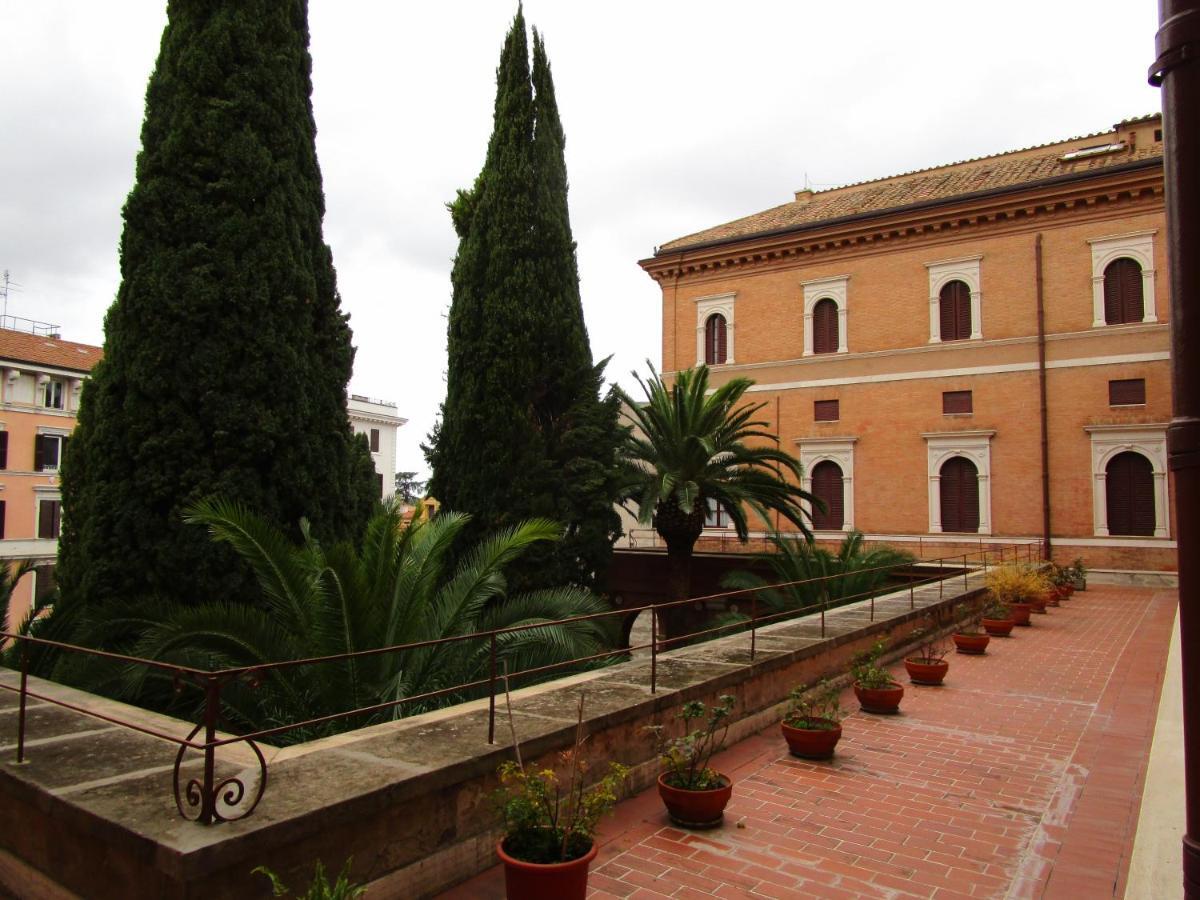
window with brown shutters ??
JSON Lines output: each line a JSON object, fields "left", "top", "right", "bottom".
{"left": 0, "top": 431, "right": 7, "bottom": 469}
{"left": 1109, "top": 379, "right": 1146, "bottom": 406}
{"left": 1103, "top": 258, "right": 1145, "bottom": 325}
{"left": 38, "top": 500, "right": 63, "bottom": 540}
{"left": 814, "top": 399, "right": 839, "bottom": 422}
{"left": 704, "top": 313, "right": 728, "bottom": 365}
{"left": 943, "top": 390, "right": 973, "bottom": 414}
{"left": 939, "top": 280, "right": 972, "bottom": 341}
{"left": 370, "top": 428, "right": 380, "bottom": 452}
{"left": 939, "top": 456, "right": 980, "bottom": 532}
{"left": 812, "top": 298, "right": 839, "bottom": 354}
{"left": 810, "top": 461, "right": 844, "bottom": 530}
{"left": 0, "top": 500, "right": 5, "bottom": 540}
{"left": 1105, "top": 451, "right": 1155, "bottom": 535}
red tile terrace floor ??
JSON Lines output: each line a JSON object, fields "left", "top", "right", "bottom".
{"left": 443, "top": 585, "right": 1178, "bottom": 900}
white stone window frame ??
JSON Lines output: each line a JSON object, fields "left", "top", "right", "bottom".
{"left": 1085, "top": 424, "right": 1169, "bottom": 538}
{"left": 926, "top": 256, "right": 983, "bottom": 343}
{"left": 796, "top": 436, "right": 856, "bottom": 533}
{"left": 924, "top": 430, "right": 994, "bottom": 535}
{"left": 801, "top": 275, "right": 849, "bottom": 357}
{"left": 36, "top": 426, "right": 70, "bottom": 474}
{"left": 1088, "top": 231, "right": 1157, "bottom": 327}
{"left": 694, "top": 293, "right": 736, "bottom": 367}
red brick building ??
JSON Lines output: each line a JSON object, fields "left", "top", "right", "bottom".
{"left": 639, "top": 115, "right": 1174, "bottom": 578}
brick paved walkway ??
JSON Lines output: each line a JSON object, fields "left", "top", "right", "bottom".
{"left": 443, "top": 585, "right": 1177, "bottom": 900}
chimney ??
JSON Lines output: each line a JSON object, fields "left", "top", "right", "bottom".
{"left": 794, "top": 188, "right": 814, "bottom": 204}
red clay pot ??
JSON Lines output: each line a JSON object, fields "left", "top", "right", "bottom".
{"left": 1031, "top": 594, "right": 1048, "bottom": 614}
{"left": 982, "top": 617, "right": 1014, "bottom": 637}
{"left": 953, "top": 632, "right": 990, "bottom": 654}
{"left": 657, "top": 773, "right": 733, "bottom": 829}
{"left": 1048, "top": 586, "right": 1063, "bottom": 606}
{"left": 781, "top": 719, "right": 842, "bottom": 759}
{"left": 854, "top": 682, "right": 904, "bottom": 714}
{"left": 904, "top": 657, "right": 949, "bottom": 685}
{"left": 1064, "top": 583, "right": 1075, "bottom": 598}
{"left": 1010, "top": 602, "right": 1033, "bottom": 626}
{"left": 497, "top": 836, "right": 597, "bottom": 900}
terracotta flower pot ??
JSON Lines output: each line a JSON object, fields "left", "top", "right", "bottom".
{"left": 1048, "top": 586, "right": 1063, "bottom": 607}
{"left": 953, "top": 632, "right": 990, "bottom": 654}
{"left": 982, "top": 617, "right": 1014, "bottom": 637}
{"left": 1010, "top": 602, "right": 1033, "bottom": 626}
{"left": 904, "top": 657, "right": 949, "bottom": 685}
{"left": 1030, "top": 593, "right": 1048, "bottom": 613}
{"left": 854, "top": 681, "right": 904, "bottom": 714}
{"left": 780, "top": 719, "right": 842, "bottom": 759}
{"left": 497, "top": 836, "right": 597, "bottom": 900}
{"left": 1064, "top": 583, "right": 1075, "bottom": 598}
{"left": 657, "top": 773, "right": 732, "bottom": 829}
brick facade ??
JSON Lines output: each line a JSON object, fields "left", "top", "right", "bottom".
{"left": 640, "top": 115, "right": 1174, "bottom": 574}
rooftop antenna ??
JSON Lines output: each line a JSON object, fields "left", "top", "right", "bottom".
{"left": 1, "top": 270, "right": 22, "bottom": 322}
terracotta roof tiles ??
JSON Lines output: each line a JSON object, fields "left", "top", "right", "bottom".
{"left": 0, "top": 329, "right": 103, "bottom": 373}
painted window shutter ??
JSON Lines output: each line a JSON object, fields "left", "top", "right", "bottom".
{"left": 705, "top": 314, "right": 727, "bottom": 365}
{"left": 0, "top": 431, "right": 7, "bottom": 469}
{"left": 939, "top": 280, "right": 971, "bottom": 341}
{"left": 811, "top": 461, "right": 844, "bottom": 530}
{"left": 943, "top": 391, "right": 973, "bottom": 414}
{"left": 33, "top": 435, "right": 44, "bottom": 471}
{"left": 813, "top": 299, "right": 838, "bottom": 354}
{"left": 0, "top": 500, "right": 5, "bottom": 539}
{"left": 1109, "top": 379, "right": 1146, "bottom": 406}
{"left": 1104, "top": 258, "right": 1144, "bottom": 325}
{"left": 1106, "top": 451, "right": 1155, "bottom": 536}
{"left": 940, "top": 456, "right": 980, "bottom": 533}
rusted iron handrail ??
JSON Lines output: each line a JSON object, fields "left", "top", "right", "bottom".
{"left": 1, "top": 539, "right": 1036, "bottom": 825}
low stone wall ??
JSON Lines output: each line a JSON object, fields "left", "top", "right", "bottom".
{"left": 0, "top": 570, "right": 985, "bottom": 899}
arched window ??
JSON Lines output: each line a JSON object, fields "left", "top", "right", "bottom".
{"left": 704, "top": 313, "right": 727, "bottom": 365}
{"left": 810, "top": 461, "right": 844, "bottom": 530}
{"left": 939, "top": 456, "right": 980, "bottom": 533}
{"left": 812, "top": 298, "right": 839, "bottom": 355}
{"left": 939, "top": 280, "right": 972, "bottom": 341}
{"left": 1105, "top": 451, "right": 1155, "bottom": 536}
{"left": 1104, "top": 258, "right": 1145, "bottom": 325}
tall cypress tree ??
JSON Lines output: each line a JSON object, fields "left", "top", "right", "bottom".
{"left": 57, "top": 0, "right": 376, "bottom": 610}
{"left": 427, "top": 11, "right": 623, "bottom": 592}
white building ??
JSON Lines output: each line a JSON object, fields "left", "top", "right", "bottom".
{"left": 348, "top": 394, "right": 405, "bottom": 500}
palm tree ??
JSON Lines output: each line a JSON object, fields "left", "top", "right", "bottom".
{"left": 84, "top": 499, "right": 614, "bottom": 743}
{"left": 0, "top": 559, "right": 36, "bottom": 663}
{"left": 721, "top": 530, "right": 915, "bottom": 622}
{"left": 618, "top": 365, "right": 816, "bottom": 613}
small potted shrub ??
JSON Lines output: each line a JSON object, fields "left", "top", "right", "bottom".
{"left": 904, "top": 620, "right": 950, "bottom": 685}
{"left": 1048, "top": 564, "right": 1073, "bottom": 605}
{"left": 494, "top": 696, "right": 629, "bottom": 900}
{"left": 981, "top": 597, "right": 1014, "bottom": 636}
{"left": 952, "top": 606, "right": 990, "bottom": 655}
{"left": 851, "top": 639, "right": 903, "bottom": 713}
{"left": 984, "top": 564, "right": 1042, "bottom": 626}
{"left": 780, "top": 679, "right": 842, "bottom": 759}
{"left": 1069, "top": 557, "right": 1087, "bottom": 591}
{"left": 647, "top": 695, "right": 736, "bottom": 828}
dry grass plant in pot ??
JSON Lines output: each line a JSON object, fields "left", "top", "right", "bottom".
{"left": 851, "top": 639, "right": 904, "bottom": 713}
{"left": 780, "top": 679, "right": 843, "bottom": 759}
{"left": 952, "top": 603, "right": 991, "bottom": 655}
{"left": 904, "top": 619, "right": 951, "bottom": 685}
{"left": 646, "top": 695, "right": 736, "bottom": 829}
{"left": 494, "top": 692, "right": 630, "bottom": 900}
{"left": 985, "top": 564, "right": 1042, "bottom": 626}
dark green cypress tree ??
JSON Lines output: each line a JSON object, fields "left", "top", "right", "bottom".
{"left": 57, "top": 0, "right": 376, "bottom": 610}
{"left": 427, "top": 11, "right": 623, "bottom": 593}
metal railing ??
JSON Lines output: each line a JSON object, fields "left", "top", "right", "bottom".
{"left": 1, "top": 541, "right": 1039, "bottom": 825}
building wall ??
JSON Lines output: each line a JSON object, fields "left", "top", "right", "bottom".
{"left": 347, "top": 395, "right": 405, "bottom": 501}
{"left": 646, "top": 120, "right": 1173, "bottom": 573}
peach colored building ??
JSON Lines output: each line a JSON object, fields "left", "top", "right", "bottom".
{"left": 0, "top": 323, "right": 102, "bottom": 632}
{"left": 640, "top": 115, "right": 1174, "bottom": 578}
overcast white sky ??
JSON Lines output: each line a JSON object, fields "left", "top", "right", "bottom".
{"left": 1, "top": 1, "right": 1161, "bottom": 479}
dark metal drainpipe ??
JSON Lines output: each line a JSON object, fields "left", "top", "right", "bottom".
{"left": 1149, "top": 2, "right": 1200, "bottom": 896}
{"left": 1035, "top": 234, "right": 1052, "bottom": 561}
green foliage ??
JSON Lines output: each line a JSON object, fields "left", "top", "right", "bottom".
{"left": 426, "top": 9, "right": 624, "bottom": 594}
{"left": 56, "top": 0, "right": 376, "bottom": 613}
{"left": 849, "top": 639, "right": 897, "bottom": 690}
{"left": 51, "top": 499, "right": 615, "bottom": 743}
{"left": 495, "top": 756, "right": 629, "bottom": 864}
{"left": 907, "top": 617, "right": 950, "bottom": 664}
{"left": 1069, "top": 557, "right": 1087, "bottom": 581}
{"left": 646, "top": 695, "right": 735, "bottom": 790}
{"left": 0, "top": 559, "right": 35, "bottom": 645}
{"left": 253, "top": 859, "right": 365, "bottom": 899}
{"left": 393, "top": 472, "right": 426, "bottom": 505}
{"left": 982, "top": 596, "right": 1012, "bottom": 619}
{"left": 721, "top": 530, "right": 915, "bottom": 623}
{"left": 783, "top": 679, "right": 842, "bottom": 730}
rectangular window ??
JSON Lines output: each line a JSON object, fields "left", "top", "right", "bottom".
{"left": 34, "top": 434, "right": 66, "bottom": 472}
{"left": 0, "top": 431, "right": 7, "bottom": 469}
{"left": 41, "top": 379, "right": 65, "bottom": 410}
{"left": 0, "top": 499, "right": 5, "bottom": 539}
{"left": 38, "top": 499, "right": 63, "bottom": 539}
{"left": 1109, "top": 378, "right": 1146, "bottom": 406}
{"left": 814, "top": 400, "right": 839, "bottom": 422}
{"left": 375, "top": 472, "right": 384, "bottom": 496}
{"left": 943, "top": 390, "right": 973, "bottom": 414}
{"left": 704, "top": 498, "right": 730, "bottom": 528}
{"left": 370, "top": 428, "right": 380, "bottom": 452}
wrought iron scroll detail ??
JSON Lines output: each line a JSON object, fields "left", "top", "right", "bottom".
{"left": 172, "top": 723, "right": 268, "bottom": 824}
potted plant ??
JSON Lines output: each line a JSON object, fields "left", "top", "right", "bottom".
{"left": 904, "top": 620, "right": 950, "bottom": 685}
{"left": 851, "top": 639, "right": 903, "bottom": 713}
{"left": 494, "top": 694, "right": 630, "bottom": 900}
{"left": 780, "top": 679, "right": 842, "bottom": 759}
{"left": 1069, "top": 557, "right": 1087, "bottom": 592}
{"left": 647, "top": 695, "right": 736, "bottom": 828}
{"left": 984, "top": 564, "right": 1043, "bottom": 626}
{"left": 1048, "top": 564, "right": 1073, "bottom": 605}
{"left": 981, "top": 597, "right": 1014, "bottom": 636}
{"left": 952, "top": 606, "right": 990, "bottom": 655}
